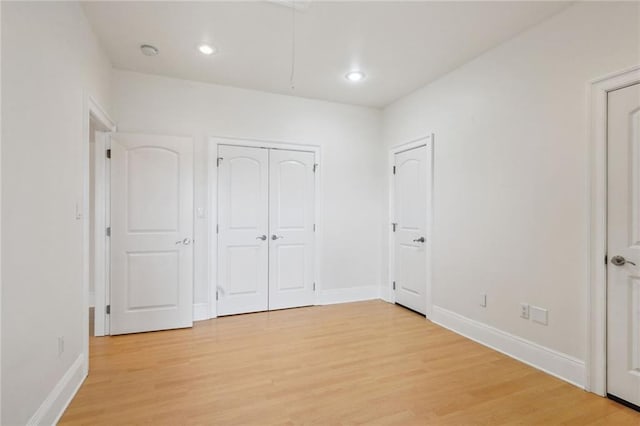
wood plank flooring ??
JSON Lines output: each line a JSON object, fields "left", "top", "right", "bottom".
{"left": 60, "top": 301, "right": 639, "bottom": 425}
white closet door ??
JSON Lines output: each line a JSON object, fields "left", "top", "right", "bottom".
{"left": 268, "top": 149, "right": 316, "bottom": 310}
{"left": 217, "top": 145, "right": 269, "bottom": 315}
{"left": 110, "top": 133, "right": 193, "bottom": 335}
{"left": 394, "top": 145, "right": 428, "bottom": 314}
{"left": 607, "top": 83, "right": 640, "bottom": 407}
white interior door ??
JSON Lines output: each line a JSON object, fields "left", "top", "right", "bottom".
{"left": 269, "top": 149, "right": 316, "bottom": 310}
{"left": 607, "top": 82, "right": 640, "bottom": 408}
{"left": 217, "top": 145, "right": 269, "bottom": 315}
{"left": 110, "top": 133, "right": 193, "bottom": 335}
{"left": 393, "top": 145, "right": 428, "bottom": 315}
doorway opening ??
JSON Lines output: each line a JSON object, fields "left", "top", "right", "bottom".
{"left": 83, "top": 97, "right": 116, "bottom": 371}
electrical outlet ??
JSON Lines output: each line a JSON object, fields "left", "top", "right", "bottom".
{"left": 531, "top": 306, "right": 548, "bottom": 325}
{"left": 520, "top": 303, "right": 529, "bottom": 319}
{"left": 480, "top": 293, "right": 487, "bottom": 308}
{"left": 57, "top": 336, "right": 65, "bottom": 356}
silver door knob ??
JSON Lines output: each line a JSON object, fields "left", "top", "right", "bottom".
{"left": 175, "top": 237, "right": 192, "bottom": 245}
{"left": 271, "top": 235, "right": 284, "bottom": 240}
{"left": 611, "top": 255, "right": 636, "bottom": 266}
{"left": 256, "top": 235, "right": 267, "bottom": 241}
{"left": 413, "top": 237, "right": 425, "bottom": 243}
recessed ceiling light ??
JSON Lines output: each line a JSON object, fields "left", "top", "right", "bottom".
{"left": 345, "top": 70, "right": 366, "bottom": 82}
{"left": 198, "top": 44, "right": 217, "bottom": 56}
{"left": 140, "top": 44, "right": 159, "bottom": 56}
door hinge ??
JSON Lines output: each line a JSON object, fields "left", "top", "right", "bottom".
{"left": 106, "top": 304, "right": 111, "bottom": 314}
{"left": 106, "top": 149, "right": 111, "bottom": 159}
{"left": 216, "top": 224, "right": 219, "bottom": 234}
{"left": 106, "top": 227, "right": 111, "bottom": 237}
{"left": 605, "top": 254, "right": 608, "bottom": 265}
{"left": 392, "top": 223, "right": 397, "bottom": 232}
{"left": 313, "top": 224, "right": 316, "bottom": 232}
{"left": 216, "top": 290, "right": 219, "bottom": 301}
{"left": 313, "top": 163, "right": 318, "bottom": 173}
{"left": 313, "top": 282, "right": 316, "bottom": 291}
{"left": 217, "top": 157, "right": 223, "bottom": 167}
{"left": 392, "top": 166, "right": 396, "bottom": 175}
{"left": 392, "top": 281, "right": 396, "bottom": 290}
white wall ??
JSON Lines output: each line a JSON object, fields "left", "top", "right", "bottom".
{"left": 1, "top": 2, "right": 112, "bottom": 424}
{"left": 111, "top": 70, "right": 384, "bottom": 313}
{"left": 383, "top": 1, "right": 640, "bottom": 362}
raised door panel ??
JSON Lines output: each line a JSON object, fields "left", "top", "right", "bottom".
{"left": 126, "top": 251, "right": 179, "bottom": 309}
{"left": 397, "top": 159, "right": 422, "bottom": 231}
{"left": 110, "top": 134, "right": 193, "bottom": 335}
{"left": 127, "top": 147, "right": 179, "bottom": 232}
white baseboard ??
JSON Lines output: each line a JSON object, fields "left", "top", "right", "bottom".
{"left": 27, "top": 353, "right": 86, "bottom": 426}
{"left": 431, "top": 305, "right": 585, "bottom": 389}
{"left": 196, "top": 286, "right": 380, "bottom": 321}
{"left": 193, "top": 303, "right": 210, "bottom": 321}
{"left": 317, "top": 285, "right": 380, "bottom": 305}
{"left": 380, "top": 286, "right": 392, "bottom": 303}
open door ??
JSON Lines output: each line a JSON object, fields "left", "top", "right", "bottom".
{"left": 606, "top": 83, "right": 640, "bottom": 408}
{"left": 109, "top": 133, "right": 194, "bottom": 335}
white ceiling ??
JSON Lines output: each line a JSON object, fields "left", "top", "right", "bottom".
{"left": 82, "top": 1, "right": 571, "bottom": 108}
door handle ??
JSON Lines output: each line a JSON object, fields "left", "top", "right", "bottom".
{"left": 175, "top": 238, "right": 192, "bottom": 245}
{"left": 256, "top": 235, "right": 267, "bottom": 241}
{"left": 611, "top": 255, "right": 636, "bottom": 266}
{"left": 413, "top": 237, "right": 425, "bottom": 243}
{"left": 271, "top": 235, "right": 284, "bottom": 240}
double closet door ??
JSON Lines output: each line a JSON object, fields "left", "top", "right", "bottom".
{"left": 217, "top": 145, "right": 316, "bottom": 316}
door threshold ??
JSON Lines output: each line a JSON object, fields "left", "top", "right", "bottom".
{"left": 607, "top": 393, "right": 640, "bottom": 412}
{"left": 395, "top": 303, "right": 426, "bottom": 317}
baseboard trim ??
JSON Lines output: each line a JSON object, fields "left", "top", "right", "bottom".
{"left": 27, "top": 353, "right": 86, "bottom": 426}
{"left": 193, "top": 303, "right": 210, "bottom": 322}
{"left": 379, "top": 287, "right": 392, "bottom": 303}
{"left": 431, "top": 305, "right": 585, "bottom": 389}
{"left": 196, "top": 286, "right": 380, "bottom": 321}
{"left": 317, "top": 285, "right": 380, "bottom": 305}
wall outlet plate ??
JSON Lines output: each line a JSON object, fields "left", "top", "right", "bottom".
{"left": 520, "top": 303, "right": 529, "bottom": 319}
{"left": 531, "top": 306, "right": 548, "bottom": 325}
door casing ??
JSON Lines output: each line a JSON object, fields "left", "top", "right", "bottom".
{"left": 588, "top": 65, "right": 640, "bottom": 396}
{"left": 387, "top": 135, "right": 434, "bottom": 318}
{"left": 83, "top": 96, "right": 117, "bottom": 347}
{"left": 208, "top": 137, "right": 322, "bottom": 319}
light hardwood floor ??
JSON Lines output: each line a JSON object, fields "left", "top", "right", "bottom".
{"left": 61, "top": 301, "right": 639, "bottom": 425}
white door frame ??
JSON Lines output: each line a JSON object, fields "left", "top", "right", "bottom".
{"left": 588, "top": 65, "right": 640, "bottom": 396}
{"left": 92, "top": 129, "right": 111, "bottom": 337}
{"left": 388, "top": 135, "right": 434, "bottom": 318}
{"left": 82, "top": 95, "right": 116, "bottom": 359}
{"left": 208, "top": 136, "right": 322, "bottom": 319}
